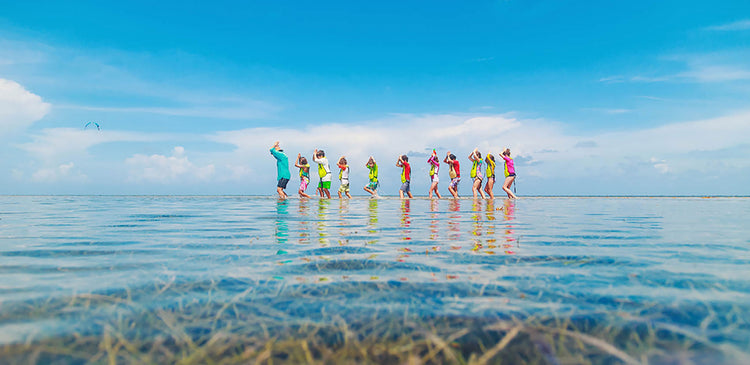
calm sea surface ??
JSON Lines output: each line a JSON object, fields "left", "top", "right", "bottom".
{"left": 1, "top": 196, "right": 749, "bottom": 364}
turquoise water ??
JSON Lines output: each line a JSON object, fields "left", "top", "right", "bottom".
{"left": 1, "top": 196, "right": 749, "bottom": 363}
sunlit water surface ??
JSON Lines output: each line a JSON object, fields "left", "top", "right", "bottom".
{"left": 1, "top": 196, "right": 749, "bottom": 363}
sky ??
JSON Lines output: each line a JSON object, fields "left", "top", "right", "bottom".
{"left": 1, "top": 0, "right": 749, "bottom": 196}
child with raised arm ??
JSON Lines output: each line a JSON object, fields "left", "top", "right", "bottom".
{"left": 468, "top": 148, "right": 487, "bottom": 199}
{"left": 294, "top": 153, "right": 312, "bottom": 199}
{"left": 444, "top": 151, "right": 460, "bottom": 198}
{"left": 484, "top": 153, "right": 496, "bottom": 199}
{"left": 501, "top": 148, "right": 518, "bottom": 199}
{"left": 269, "top": 141, "right": 290, "bottom": 199}
{"left": 427, "top": 150, "right": 442, "bottom": 199}
{"left": 337, "top": 156, "right": 352, "bottom": 199}
{"left": 313, "top": 149, "right": 332, "bottom": 199}
{"left": 363, "top": 156, "right": 379, "bottom": 197}
{"left": 396, "top": 155, "right": 413, "bottom": 199}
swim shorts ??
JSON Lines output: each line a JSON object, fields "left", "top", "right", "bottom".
{"left": 400, "top": 181, "right": 411, "bottom": 193}
{"left": 430, "top": 175, "right": 439, "bottom": 183}
{"left": 277, "top": 178, "right": 289, "bottom": 189}
{"left": 507, "top": 173, "right": 516, "bottom": 177}
{"left": 367, "top": 181, "right": 379, "bottom": 190}
{"left": 338, "top": 183, "right": 350, "bottom": 193}
{"left": 300, "top": 176, "right": 309, "bottom": 191}
{"left": 449, "top": 178, "right": 460, "bottom": 189}
{"left": 318, "top": 181, "right": 331, "bottom": 189}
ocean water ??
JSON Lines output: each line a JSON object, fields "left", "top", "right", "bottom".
{"left": 1, "top": 196, "right": 749, "bottom": 364}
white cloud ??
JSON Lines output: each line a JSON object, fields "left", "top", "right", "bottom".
{"left": 677, "top": 65, "right": 750, "bottom": 83}
{"left": 704, "top": 19, "right": 750, "bottom": 31}
{"left": 0, "top": 79, "right": 50, "bottom": 136}
{"left": 581, "top": 108, "right": 632, "bottom": 114}
{"left": 31, "top": 162, "right": 87, "bottom": 183}
{"left": 125, "top": 146, "right": 215, "bottom": 183}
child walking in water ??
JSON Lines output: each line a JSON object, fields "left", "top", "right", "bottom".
{"left": 484, "top": 153, "right": 496, "bottom": 199}
{"left": 363, "top": 156, "right": 379, "bottom": 197}
{"left": 501, "top": 148, "right": 518, "bottom": 199}
{"left": 468, "top": 148, "right": 486, "bottom": 199}
{"left": 337, "top": 156, "right": 352, "bottom": 199}
{"left": 313, "top": 149, "right": 332, "bottom": 199}
{"left": 427, "top": 150, "right": 442, "bottom": 199}
{"left": 294, "top": 153, "right": 312, "bottom": 198}
{"left": 397, "top": 155, "right": 413, "bottom": 199}
{"left": 444, "top": 151, "right": 460, "bottom": 198}
{"left": 269, "top": 141, "right": 290, "bottom": 199}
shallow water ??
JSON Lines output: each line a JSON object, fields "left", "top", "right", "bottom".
{"left": 1, "top": 196, "right": 749, "bottom": 363}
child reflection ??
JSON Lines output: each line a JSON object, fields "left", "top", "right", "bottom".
{"left": 275, "top": 199, "right": 289, "bottom": 244}
{"left": 448, "top": 199, "right": 461, "bottom": 240}
{"left": 297, "top": 198, "right": 310, "bottom": 244}
{"left": 401, "top": 199, "right": 411, "bottom": 241}
{"left": 317, "top": 199, "right": 330, "bottom": 246}
{"left": 368, "top": 198, "right": 379, "bottom": 234}
{"left": 429, "top": 199, "right": 439, "bottom": 240}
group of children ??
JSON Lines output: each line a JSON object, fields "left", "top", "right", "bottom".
{"left": 270, "top": 141, "right": 517, "bottom": 200}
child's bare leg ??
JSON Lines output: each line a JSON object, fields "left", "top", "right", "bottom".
{"left": 407, "top": 191, "right": 413, "bottom": 199}
{"left": 435, "top": 185, "right": 442, "bottom": 199}
{"left": 399, "top": 190, "right": 405, "bottom": 199}
{"left": 338, "top": 191, "right": 342, "bottom": 198}
{"left": 346, "top": 191, "right": 352, "bottom": 199}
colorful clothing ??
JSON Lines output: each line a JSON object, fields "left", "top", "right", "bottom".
{"left": 449, "top": 160, "right": 460, "bottom": 179}
{"left": 367, "top": 181, "right": 379, "bottom": 190}
{"left": 367, "top": 163, "right": 378, "bottom": 183}
{"left": 318, "top": 181, "right": 331, "bottom": 189}
{"left": 486, "top": 158, "right": 496, "bottom": 179}
{"left": 400, "top": 181, "right": 411, "bottom": 193}
{"left": 338, "top": 183, "right": 350, "bottom": 193}
{"left": 428, "top": 155, "right": 440, "bottom": 182}
{"left": 400, "top": 161, "right": 411, "bottom": 183}
{"left": 300, "top": 176, "right": 309, "bottom": 191}
{"left": 502, "top": 155, "right": 515, "bottom": 177}
{"left": 270, "top": 148, "right": 291, "bottom": 181}
{"left": 471, "top": 160, "right": 484, "bottom": 180}
{"left": 449, "top": 177, "right": 460, "bottom": 189}
{"left": 313, "top": 156, "right": 332, "bottom": 183}
{"left": 338, "top": 165, "right": 350, "bottom": 185}
{"left": 299, "top": 163, "right": 310, "bottom": 178}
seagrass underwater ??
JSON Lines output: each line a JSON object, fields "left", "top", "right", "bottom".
{"left": 1, "top": 196, "right": 749, "bottom": 363}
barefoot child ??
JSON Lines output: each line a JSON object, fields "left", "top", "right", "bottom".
{"left": 501, "top": 148, "right": 518, "bottom": 199}
{"left": 444, "top": 151, "right": 460, "bottom": 198}
{"left": 484, "top": 153, "right": 496, "bottom": 199}
{"left": 396, "top": 155, "right": 413, "bottom": 199}
{"left": 427, "top": 150, "right": 442, "bottom": 199}
{"left": 363, "top": 156, "right": 379, "bottom": 197}
{"left": 294, "top": 154, "right": 312, "bottom": 198}
{"left": 269, "top": 141, "right": 290, "bottom": 199}
{"left": 337, "top": 156, "right": 352, "bottom": 199}
{"left": 468, "top": 148, "right": 486, "bottom": 199}
{"left": 313, "top": 149, "right": 332, "bottom": 199}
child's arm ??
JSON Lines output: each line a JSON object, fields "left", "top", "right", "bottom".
{"left": 444, "top": 151, "right": 451, "bottom": 164}
{"left": 396, "top": 156, "right": 402, "bottom": 167}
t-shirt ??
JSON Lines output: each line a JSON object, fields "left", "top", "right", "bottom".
{"left": 428, "top": 155, "right": 440, "bottom": 176}
{"left": 270, "top": 148, "right": 291, "bottom": 180}
{"left": 339, "top": 165, "right": 350, "bottom": 184}
{"left": 313, "top": 156, "right": 332, "bottom": 182}
{"left": 502, "top": 155, "right": 515, "bottom": 176}
{"left": 450, "top": 160, "right": 460, "bottom": 178}
{"left": 367, "top": 163, "right": 378, "bottom": 183}
{"left": 401, "top": 161, "right": 411, "bottom": 183}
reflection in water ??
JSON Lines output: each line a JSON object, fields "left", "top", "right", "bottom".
{"left": 429, "top": 199, "right": 439, "bottom": 240}
{"left": 338, "top": 199, "right": 350, "bottom": 245}
{"left": 275, "top": 199, "right": 289, "bottom": 244}
{"left": 503, "top": 199, "right": 517, "bottom": 251}
{"left": 317, "top": 199, "right": 330, "bottom": 246}
{"left": 448, "top": 199, "right": 461, "bottom": 241}
{"left": 367, "top": 198, "right": 378, "bottom": 234}
{"left": 400, "top": 199, "right": 411, "bottom": 241}
{"left": 485, "top": 199, "right": 496, "bottom": 247}
{"left": 297, "top": 198, "right": 311, "bottom": 244}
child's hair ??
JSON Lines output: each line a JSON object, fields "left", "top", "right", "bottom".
{"left": 486, "top": 154, "right": 495, "bottom": 162}
{"left": 503, "top": 149, "right": 511, "bottom": 156}
{"left": 299, "top": 156, "right": 308, "bottom": 165}
{"left": 317, "top": 150, "right": 325, "bottom": 157}
{"left": 367, "top": 157, "right": 374, "bottom": 165}
{"left": 339, "top": 157, "right": 347, "bottom": 165}
{"left": 475, "top": 151, "right": 482, "bottom": 160}
{"left": 401, "top": 155, "right": 408, "bottom": 162}
{"left": 449, "top": 154, "right": 456, "bottom": 160}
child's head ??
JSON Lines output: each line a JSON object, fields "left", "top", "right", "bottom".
{"left": 299, "top": 156, "right": 308, "bottom": 165}
{"left": 475, "top": 151, "right": 482, "bottom": 160}
{"left": 317, "top": 150, "right": 325, "bottom": 158}
{"left": 486, "top": 154, "right": 495, "bottom": 163}
{"left": 367, "top": 157, "right": 374, "bottom": 166}
{"left": 449, "top": 153, "right": 456, "bottom": 160}
{"left": 503, "top": 148, "right": 511, "bottom": 156}
{"left": 339, "top": 157, "right": 347, "bottom": 165}
{"left": 401, "top": 155, "right": 408, "bottom": 162}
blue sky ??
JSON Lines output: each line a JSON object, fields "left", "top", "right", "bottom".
{"left": 1, "top": 1, "right": 749, "bottom": 195}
